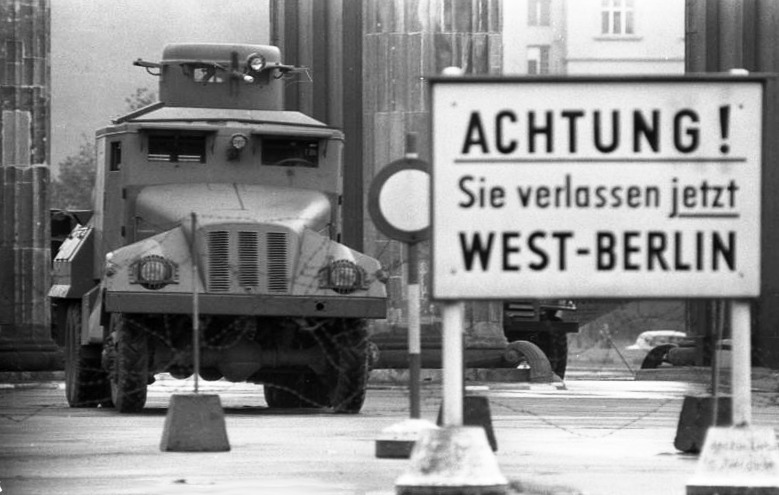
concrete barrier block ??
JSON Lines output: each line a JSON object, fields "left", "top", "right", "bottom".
{"left": 376, "top": 418, "right": 439, "bottom": 459}
{"left": 675, "top": 395, "right": 732, "bottom": 453}
{"left": 396, "top": 426, "right": 507, "bottom": 495}
{"left": 160, "top": 394, "right": 230, "bottom": 452}
{"left": 687, "top": 426, "right": 779, "bottom": 494}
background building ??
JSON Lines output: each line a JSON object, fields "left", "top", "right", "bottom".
{"left": 503, "top": 0, "right": 685, "bottom": 75}
{"left": 566, "top": 0, "right": 685, "bottom": 74}
{"left": 503, "top": 0, "right": 566, "bottom": 75}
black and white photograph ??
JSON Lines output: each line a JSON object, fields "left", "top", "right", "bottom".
{"left": 1, "top": 1, "right": 778, "bottom": 494}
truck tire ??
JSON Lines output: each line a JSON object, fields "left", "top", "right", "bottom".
{"left": 503, "top": 340, "right": 554, "bottom": 383}
{"left": 264, "top": 373, "right": 327, "bottom": 409}
{"left": 264, "top": 383, "right": 302, "bottom": 408}
{"left": 322, "top": 319, "right": 369, "bottom": 414}
{"left": 262, "top": 383, "right": 302, "bottom": 409}
{"left": 64, "top": 303, "right": 111, "bottom": 407}
{"left": 641, "top": 344, "right": 676, "bottom": 369}
{"left": 109, "top": 313, "right": 149, "bottom": 413}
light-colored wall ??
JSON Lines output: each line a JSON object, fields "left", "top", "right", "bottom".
{"left": 50, "top": 0, "right": 270, "bottom": 175}
{"left": 503, "top": 0, "right": 566, "bottom": 75}
{"left": 503, "top": 0, "right": 685, "bottom": 75}
{"left": 565, "top": 0, "right": 685, "bottom": 74}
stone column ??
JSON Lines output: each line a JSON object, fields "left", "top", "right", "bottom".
{"left": 363, "top": 0, "right": 506, "bottom": 365}
{"left": 685, "top": 0, "right": 779, "bottom": 369}
{"left": 0, "top": 0, "right": 60, "bottom": 371}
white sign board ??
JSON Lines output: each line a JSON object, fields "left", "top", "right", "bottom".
{"left": 431, "top": 77, "right": 763, "bottom": 299}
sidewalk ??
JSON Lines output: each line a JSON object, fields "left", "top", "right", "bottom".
{"left": 2, "top": 366, "right": 778, "bottom": 393}
{"left": 635, "top": 366, "right": 779, "bottom": 394}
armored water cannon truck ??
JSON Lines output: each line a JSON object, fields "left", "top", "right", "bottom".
{"left": 50, "top": 43, "right": 387, "bottom": 413}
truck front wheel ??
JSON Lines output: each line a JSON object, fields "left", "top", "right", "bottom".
{"left": 264, "top": 373, "right": 328, "bottom": 409}
{"left": 322, "top": 319, "right": 369, "bottom": 414}
{"left": 64, "top": 302, "right": 111, "bottom": 407}
{"left": 108, "top": 313, "right": 149, "bottom": 413}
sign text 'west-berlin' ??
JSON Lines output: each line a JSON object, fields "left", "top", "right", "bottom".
{"left": 431, "top": 78, "right": 763, "bottom": 299}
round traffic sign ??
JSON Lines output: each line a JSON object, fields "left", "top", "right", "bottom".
{"left": 368, "top": 158, "right": 430, "bottom": 244}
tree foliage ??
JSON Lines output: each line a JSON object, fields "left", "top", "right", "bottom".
{"left": 124, "top": 87, "right": 157, "bottom": 112}
{"left": 50, "top": 139, "right": 95, "bottom": 210}
{"left": 51, "top": 88, "right": 158, "bottom": 210}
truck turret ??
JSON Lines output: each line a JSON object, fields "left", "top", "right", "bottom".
{"left": 134, "top": 43, "right": 303, "bottom": 110}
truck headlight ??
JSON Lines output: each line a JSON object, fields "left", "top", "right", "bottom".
{"left": 228, "top": 133, "right": 249, "bottom": 160}
{"left": 319, "top": 260, "right": 367, "bottom": 294}
{"left": 130, "top": 255, "right": 179, "bottom": 290}
{"left": 230, "top": 133, "right": 248, "bottom": 150}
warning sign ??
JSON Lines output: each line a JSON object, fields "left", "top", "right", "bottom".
{"left": 430, "top": 77, "right": 763, "bottom": 299}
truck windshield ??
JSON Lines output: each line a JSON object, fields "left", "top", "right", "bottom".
{"left": 148, "top": 132, "right": 207, "bottom": 163}
{"left": 261, "top": 138, "right": 319, "bottom": 168}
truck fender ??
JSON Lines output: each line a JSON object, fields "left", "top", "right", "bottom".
{"left": 49, "top": 223, "right": 96, "bottom": 300}
{"left": 81, "top": 284, "right": 105, "bottom": 345}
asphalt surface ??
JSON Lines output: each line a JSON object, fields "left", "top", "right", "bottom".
{"left": 1, "top": 369, "right": 778, "bottom": 495}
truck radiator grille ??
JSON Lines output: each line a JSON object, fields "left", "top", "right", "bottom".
{"left": 205, "top": 230, "right": 289, "bottom": 293}
{"left": 238, "top": 231, "right": 260, "bottom": 288}
{"left": 266, "top": 232, "right": 288, "bottom": 293}
{"left": 207, "top": 231, "right": 231, "bottom": 292}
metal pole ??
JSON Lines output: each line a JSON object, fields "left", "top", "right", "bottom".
{"left": 191, "top": 212, "right": 200, "bottom": 395}
{"left": 442, "top": 301, "right": 464, "bottom": 426}
{"left": 710, "top": 300, "right": 724, "bottom": 426}
{"left": 402, "top": 131, "right": 423, "bottom": 419}
{"left": 730, "top": 300, "right": 751, "bottom": 426}
{"left": 407, "top": 242, "right": 421, "bottom": 419}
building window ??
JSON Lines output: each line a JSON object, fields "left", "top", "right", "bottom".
{"left": 528, "top": 0, "right": 551, "bottom": 26}
{"left": 181, "top": 64, "right": 225, "bottom": 84}
{"left": 527, "top": 46, "right": 550, "bottom": 75}
{"left": 601, "top": 0, "right": 634, "bottom": 35}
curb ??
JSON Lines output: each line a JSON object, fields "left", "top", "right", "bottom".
{"left": 369, "top": 368, "right": 567, "bottom": 390}
{"left": 6, "top": 367, "right": 776, "bottom": 393}
{"left": 0, "top": 371, "right": 65, "bottom": 388}
{"left": 635, "top": 366, "right": 779, "bottom": 393}
{"left": 0, "top": 369, "right": 567, "bottom": 390}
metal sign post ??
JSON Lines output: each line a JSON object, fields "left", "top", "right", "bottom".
{"left": 191, "top": 212, "right": 200, "bottom": 395}
{"left": 440, "top": 302, "right": 464, "bottom": 426}
{"left": 370, "top": 134, "right": 438, "bottom": 459}
{"left": 160, "top": 211, "right": 230, "bottom": 452}
{"left": 730, "top": 300, "right": 751, "bottom": 426}
{"left": 406, "top": 240, "right": 422, "bottom": 419}
{"left": 397, "top": 69, "right": 510, "bottom": 495}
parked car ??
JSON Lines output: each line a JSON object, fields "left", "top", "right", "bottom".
{"left": 626, "top": 330, "right": 687, "bottom": 351}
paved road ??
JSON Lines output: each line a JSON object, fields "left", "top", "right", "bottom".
{"left": 1, "top": 375, "right": 777, "bottom": 495}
